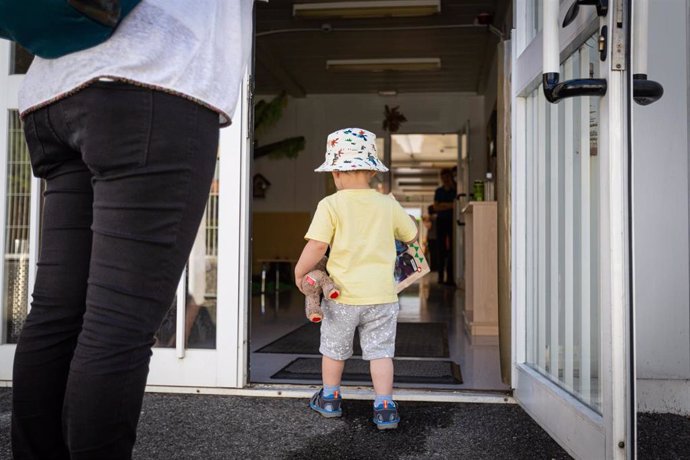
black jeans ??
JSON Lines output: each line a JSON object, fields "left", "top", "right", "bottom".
{"left": 436, "top": 221, "right": 454, "bottom": 284}
{"left": 11, "top": 82, "right": 219, "bottom": 459}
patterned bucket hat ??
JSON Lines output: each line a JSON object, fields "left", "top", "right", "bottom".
{"left": 314, "top": 128, "right": 389, "bottom": 172}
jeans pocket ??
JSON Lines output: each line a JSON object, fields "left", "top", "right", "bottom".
{"left": 22, "top": 113, "right": 50, "bottom": 178}
{"left": 80, "top": 85, "right": 153, "bottom": 175}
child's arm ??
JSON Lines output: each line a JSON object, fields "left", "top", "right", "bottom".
{"left": 403, "top": 215, "right": 419, "bottom": 244}
{"left": 388, "top": 194, "right": 420, "bottom": 245}
{"left": 294, "top": 239, "right": 329, "bottom": 292}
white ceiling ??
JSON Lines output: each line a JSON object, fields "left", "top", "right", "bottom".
{"left": 255, "top": 0, "right": 508, "bottom": 95}
{"left": 391, "top": 133, "right": 458, "bottom": 163}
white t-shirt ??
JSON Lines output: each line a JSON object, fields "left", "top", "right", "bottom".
{"left": 18, "top": 0, "right": 253, "bottom": 126}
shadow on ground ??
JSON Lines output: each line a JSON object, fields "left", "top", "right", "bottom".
{"left": 132, "top": 394, "right": 572, "bottom": 460}
{"left": 1, "top": 388, "right": 689, "bottom": 459}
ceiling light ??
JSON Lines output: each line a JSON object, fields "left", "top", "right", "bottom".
{"left": 397, "top": 182, "right": 439, "bottom": 188}
{"left": 327, "top": 58, "right": 441, "bottom": 72}
{"left": 293, "top": 1, "right": 441, "bottom": 19}
{"left": 394, "top": 167, "right": 422, "bottom": 174}
{"left": 393, "top": 169, "right": 438, "bottom": 177}
{"left": 395, "top": 188, "right": 436, "bottom": 194}
{"left": 399, "top": 134, "right": 424, "bottom": 155}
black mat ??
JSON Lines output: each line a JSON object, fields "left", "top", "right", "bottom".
{"left": 271, "top": 357, "right": 463, "bottom": 385}
{"left": 255, "top": 322, "right": 449, "bottom": 358}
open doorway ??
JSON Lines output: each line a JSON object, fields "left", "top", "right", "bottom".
{"left": 247, "top": 0, "right": 510, "bottom": 392}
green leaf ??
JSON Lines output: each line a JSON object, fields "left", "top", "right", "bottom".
{"left": 254, "top": 136, "right": 306, "bottom": 160}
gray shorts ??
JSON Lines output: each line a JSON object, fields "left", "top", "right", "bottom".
{"left": 319, "top": 299, "right": 399, "bottom": 361}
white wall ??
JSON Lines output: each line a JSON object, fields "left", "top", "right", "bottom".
{"left": 252, "top": 93, "right": 486, "bottom": 214}
{"left": 633, "top": 0, "right": 690, "bottom": 414}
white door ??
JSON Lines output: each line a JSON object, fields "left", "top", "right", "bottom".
{"left": 511, "top": 1, "right": 634, "bottom": 458}
{"left": 0, "top": 42, "right": 42, "bottom": 381}
{"left": 455, "top": 122, "right": 470, "bottom": 286}
{"left": 147, "top": 71, "right": 253, "bottom": 388}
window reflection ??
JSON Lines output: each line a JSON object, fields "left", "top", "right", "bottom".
{"left": 154, "top": 161, "right": 219, "bottom": 349}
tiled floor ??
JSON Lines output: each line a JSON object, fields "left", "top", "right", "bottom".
{"left": 249, "top": 278, "right": 510, "bottom": 391}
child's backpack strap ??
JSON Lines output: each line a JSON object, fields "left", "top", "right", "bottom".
{"left": 0, "top": 0, "right": 142, "bottom": 59}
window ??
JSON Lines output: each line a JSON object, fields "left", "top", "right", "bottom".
{"left": 3, "top": 110, "right": 32, "bottom": 343}
{"left": 154, "top": 159, "right": 220, "bottom": 350}
{"left": 523, "top": 36, "right": 602, "bottom": 411}
{"left": 518, "top": 0, "right": 543, "bottom": 54}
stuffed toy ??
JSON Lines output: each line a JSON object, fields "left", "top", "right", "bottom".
{"left": 301, "top": 257, "right": 339, "bottom": 323}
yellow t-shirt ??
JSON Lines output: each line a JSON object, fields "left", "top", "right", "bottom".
{"left": 304, "top": 189, "right": 418, "bottom": 305}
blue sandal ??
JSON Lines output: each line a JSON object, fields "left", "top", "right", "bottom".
{"left": 309, "top": 388, "right": 343, "bottom": 418}
{"left": 373, "top": 400, "right": 400, "bottom": 430}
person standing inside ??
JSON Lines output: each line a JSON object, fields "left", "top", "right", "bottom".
{"left": 10, "top": 1, "right": 254, "bottom": 458}
{"left": 424, "top": 205, "right": 438, "bottom": 272}
{"left": 433, "top": 168, "right": 456, "bottom": 286}
{"left": 294, "top": 128, "right": 418, "bottom": 430}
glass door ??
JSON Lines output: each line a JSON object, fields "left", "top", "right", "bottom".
{"left": 512, "top": 1, "right": 634, "bottom": 458}
{"left": 0, "top": 42, "right": 41, "bottom": 381}
{"left": 147, "top": 71, "right": 253, "bottom": 388}
{"left": 456, "top": 122, "right": 470, "bottom": 286}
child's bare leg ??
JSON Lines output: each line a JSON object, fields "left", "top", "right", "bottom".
{"left": 370, "top": 357, "right": 399, "bottom": 428}
{"left": 370, "top": 358, "right": 394, "bottom": 395}
{"left": 322, "top": 355, "right": 345, "bottom": 387}
{"left": 311, "top": 355, "right": 344, "bottom": 416}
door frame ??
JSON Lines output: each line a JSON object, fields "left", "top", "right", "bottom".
{"left": 456, "top": 122, "right": 470, "bottom": 287}
{"left": 510, "top": 2, "right": 634, "bottom": 458}
{"left": 147, "top": 70, "right": 253, "bottom": 388}
{"left": 0, "top": 41, "right": 42, "bottom": 381}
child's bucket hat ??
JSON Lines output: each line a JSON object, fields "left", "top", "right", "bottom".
{"left": 315, "top": 128, "right": 389, "bottom": 172}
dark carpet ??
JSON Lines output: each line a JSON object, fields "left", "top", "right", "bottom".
{"left": 271, "top": 357, "right": 463, "bottom": 384}
{"left": 256, "top": 321, "right": 449, "bottom": 358}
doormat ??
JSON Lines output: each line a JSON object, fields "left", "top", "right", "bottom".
{"left": 271, "top": 357, "right": 463, "bottom": 385}
{"left": 255, "top": 322, "right": 449, "bottom": 358}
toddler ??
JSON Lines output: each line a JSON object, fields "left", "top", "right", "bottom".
{"left": 294, "top": 128, "right": 418, "bottom": 430}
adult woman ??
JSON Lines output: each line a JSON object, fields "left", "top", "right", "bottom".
{"left": 11, "top": 1, "right": 253, "bottom": 458}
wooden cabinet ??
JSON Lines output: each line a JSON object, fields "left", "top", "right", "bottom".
{"left": 462, "top": 202, "right": 498, "bottom": 335}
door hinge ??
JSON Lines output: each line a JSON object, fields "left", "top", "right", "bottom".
{"left": 611, "top": 0, "right": 626, "bottom": 71}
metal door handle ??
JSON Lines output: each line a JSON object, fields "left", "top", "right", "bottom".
{"left": 562, "top": 0, "right": 608, "bottom": 28}
{"left": 543, "top": 74, "right": 607, "bottom": 103}
{"left": 633, "top": 76, "right": 663, "bottom": 106}
{"left": 543, "top": 0, "right": 607, "bottom": 103}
